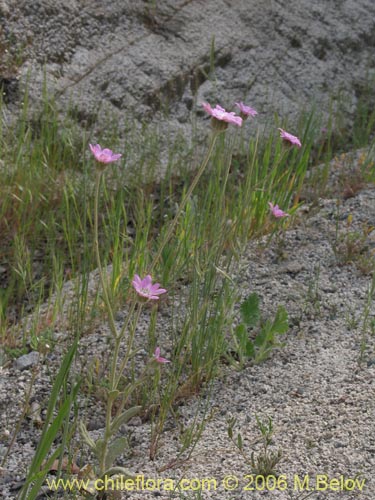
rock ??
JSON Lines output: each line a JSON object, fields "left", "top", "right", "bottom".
{"left": 86, "top": 418, "right": 105, "bottom": 431}
{"left": 0, "top": 1, "right": 10, "bottom": 17}
{"left": 1, "top": 0, "right": 375, "bottom": 157}
{"left": 282, "top": 261, "right": 305, "bottom": 276}
{"left": 13, "top": 351, "right": 39, "bottom": 371}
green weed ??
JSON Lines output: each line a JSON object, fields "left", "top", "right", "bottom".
{"left": 229, "top": 292, "right": 288, "bottom": 367}
{"left": 227, "top": 415, "right": 283, "bottom": 477}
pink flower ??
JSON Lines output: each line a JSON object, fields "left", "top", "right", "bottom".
{"left": 153, "top": 347, "right": 170, "bottom": 364}
{"left": 89, "top": 144, "right": 122, "bottom": 163}
{"left": 202, "top": 102, "right": 242, "bottom": 127}
{"left": 132, "top": 274, "right": 167, "bottom": 300}
{"left": 268, "top": 202, "right": 289, "bottom": 218}
{"left": 235, "top": 101, "right": 258, "bottom": 118}
{"left": 278, "top": 128, "right": 302, "bottom": 148}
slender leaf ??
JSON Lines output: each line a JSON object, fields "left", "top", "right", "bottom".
{"left": 24, "top": 446, "right": 62, "bottom": 500}
{"left": 19, "top": 339, "right": 78, "bottom": 499}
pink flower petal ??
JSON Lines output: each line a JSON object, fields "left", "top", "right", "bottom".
{"left": 235, "top": 101, "right": 258, "bottom": 117}
{"left": 269, "top": 202, "right": 289, "bottom": 218}
{"left": 154, "top": 347, "right": 170, "bottom": 364}
{"left": 132, "top": 274, "right": 167, "bottom": 301}
{"left": 89, "top": 143, "right": 122, "bottom": 163}
{"left": 202, "top": 102, "right": 242, "bottom": 127}
{"left": 278, "top": 128, "right": 302, "bottom": 148}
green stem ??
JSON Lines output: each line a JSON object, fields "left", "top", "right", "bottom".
{"left": 95, "top": 129, "right": 219, "bottom": 473}
{"left": 100, "top": 396, "right": 113, "bottom": 474}
{"left": 98, "top": 303, "right": 144, "bottom": 473}
{"left": 150, "top": 131, "right": 219, "bottom": 272}
{"left": 94, "top": 169, "right": 121, "bottom": 475}
{"left": 94, "top": 170, "right": 119, "bottom": 340}
{"left": 114, "top": 304, "right": 143, "bottom": 388}
{"left": 118, "top": 301, "right": 137, "bottom": 340}
{"left": 264, "top": 148, "right": 288, "bottom": 193}
{"left": 220, "top": 131, "right": 238, "bottom": 209}
{"left": 99, "top": 332, "right": 122, "bottom": 475}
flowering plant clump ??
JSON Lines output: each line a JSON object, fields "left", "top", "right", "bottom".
{"left": 132, "top": 274, "right": 167, "bottom": 300}
{"left": 235, "top": 101, "right": 258, "bottom": 119}
{"left": 268, "top": 202, "right": 289, "bottom": 218}
{"left": 153, "top": 347, "right": 170, "bottom": 364}
{"left": 89, "top": 143, "right": 122, "bottom": 163}
{"left": 202, "top": 102, "right": 242, "bottom": 128}
{"left": 278, "top": 128, "right": 302, "bottom": 148}
{"left": 76, "top": 145, "right": 171, "bottom": 480}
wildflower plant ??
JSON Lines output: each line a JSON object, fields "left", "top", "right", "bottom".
{"left": 227, "top": 415, "right": 283, "bottom": 478}
{"left": 9, "top": 81, "right": 319, "bottom": 497}
{"left": 78, "top": 144, "right": 174, "bottom": 482}
{"left": 79, "top": 108, "right": 240, "bottom": 479}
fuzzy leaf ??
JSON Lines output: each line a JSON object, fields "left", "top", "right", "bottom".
{"left": 79, "top": 421, "right": 96, "bottom": 450}
{"left": 105, "top": 438, "right": 129, "bottom": 470}
{"left": 94, "top": 438, "right": 105, "bottom": 461}
{"left": 110, "top": 406, "right": 142, "bottom": 434}
{"left": 240, "top": 293, "right": 260, "bottom": 327}
{"left": 107, "top": 389, "right": 120, "bottom": 403}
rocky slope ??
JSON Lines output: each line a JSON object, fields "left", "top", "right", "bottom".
{"left": 1, "top": 0, "right": 375, "bottom": 141}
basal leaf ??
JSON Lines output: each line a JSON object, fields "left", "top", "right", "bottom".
{"left": 105, "top": 437, "right": 128, "bottom": 470}
{"left": 240, "top": 293, "right": 260, "bottom": 327}
{"left": 110, "top": 406, "right": 142, "bottom": 434}
{"left": 271, "top": 306, "right": 288, "bottom": 334}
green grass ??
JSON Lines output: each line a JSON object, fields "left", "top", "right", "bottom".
{"left": 1, "top": 77, "right": 375, "bottom": 494}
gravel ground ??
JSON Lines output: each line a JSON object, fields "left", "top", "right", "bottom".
{"left": 1, "top": 151, "right": 375, "bottom": 499}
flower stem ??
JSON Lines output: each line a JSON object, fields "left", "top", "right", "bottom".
{"left": 114, "top": 304, "right": 143, "bottom": 388}
{"left": 150, "top": 131, "right": 219, "bottom": 271}
{"left": 94, "top": 170, "right": 119, "bottom": 340}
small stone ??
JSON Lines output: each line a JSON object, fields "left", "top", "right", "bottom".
{"left": 0, "top": 1, "right": 10, "bottom": 16}
{"left": 283, "top": 262, "right": 304, "bottom": 275}
{"left": 115, "top": 311, "right": 125, "bottom": 321}
{"left": 86, "top": 419, "right": 105, "bottom": 431}
{"left": 333, "top": 440, "right": 347, "bottom": 448}
{"left": 28, "top": 401, "right": 43, "bottom": 426}
{"left": 127, "top": 416, "right": 142, "bottom": 427}
{"left": 13, "top": 352, "right": 39, "bottom": 371}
